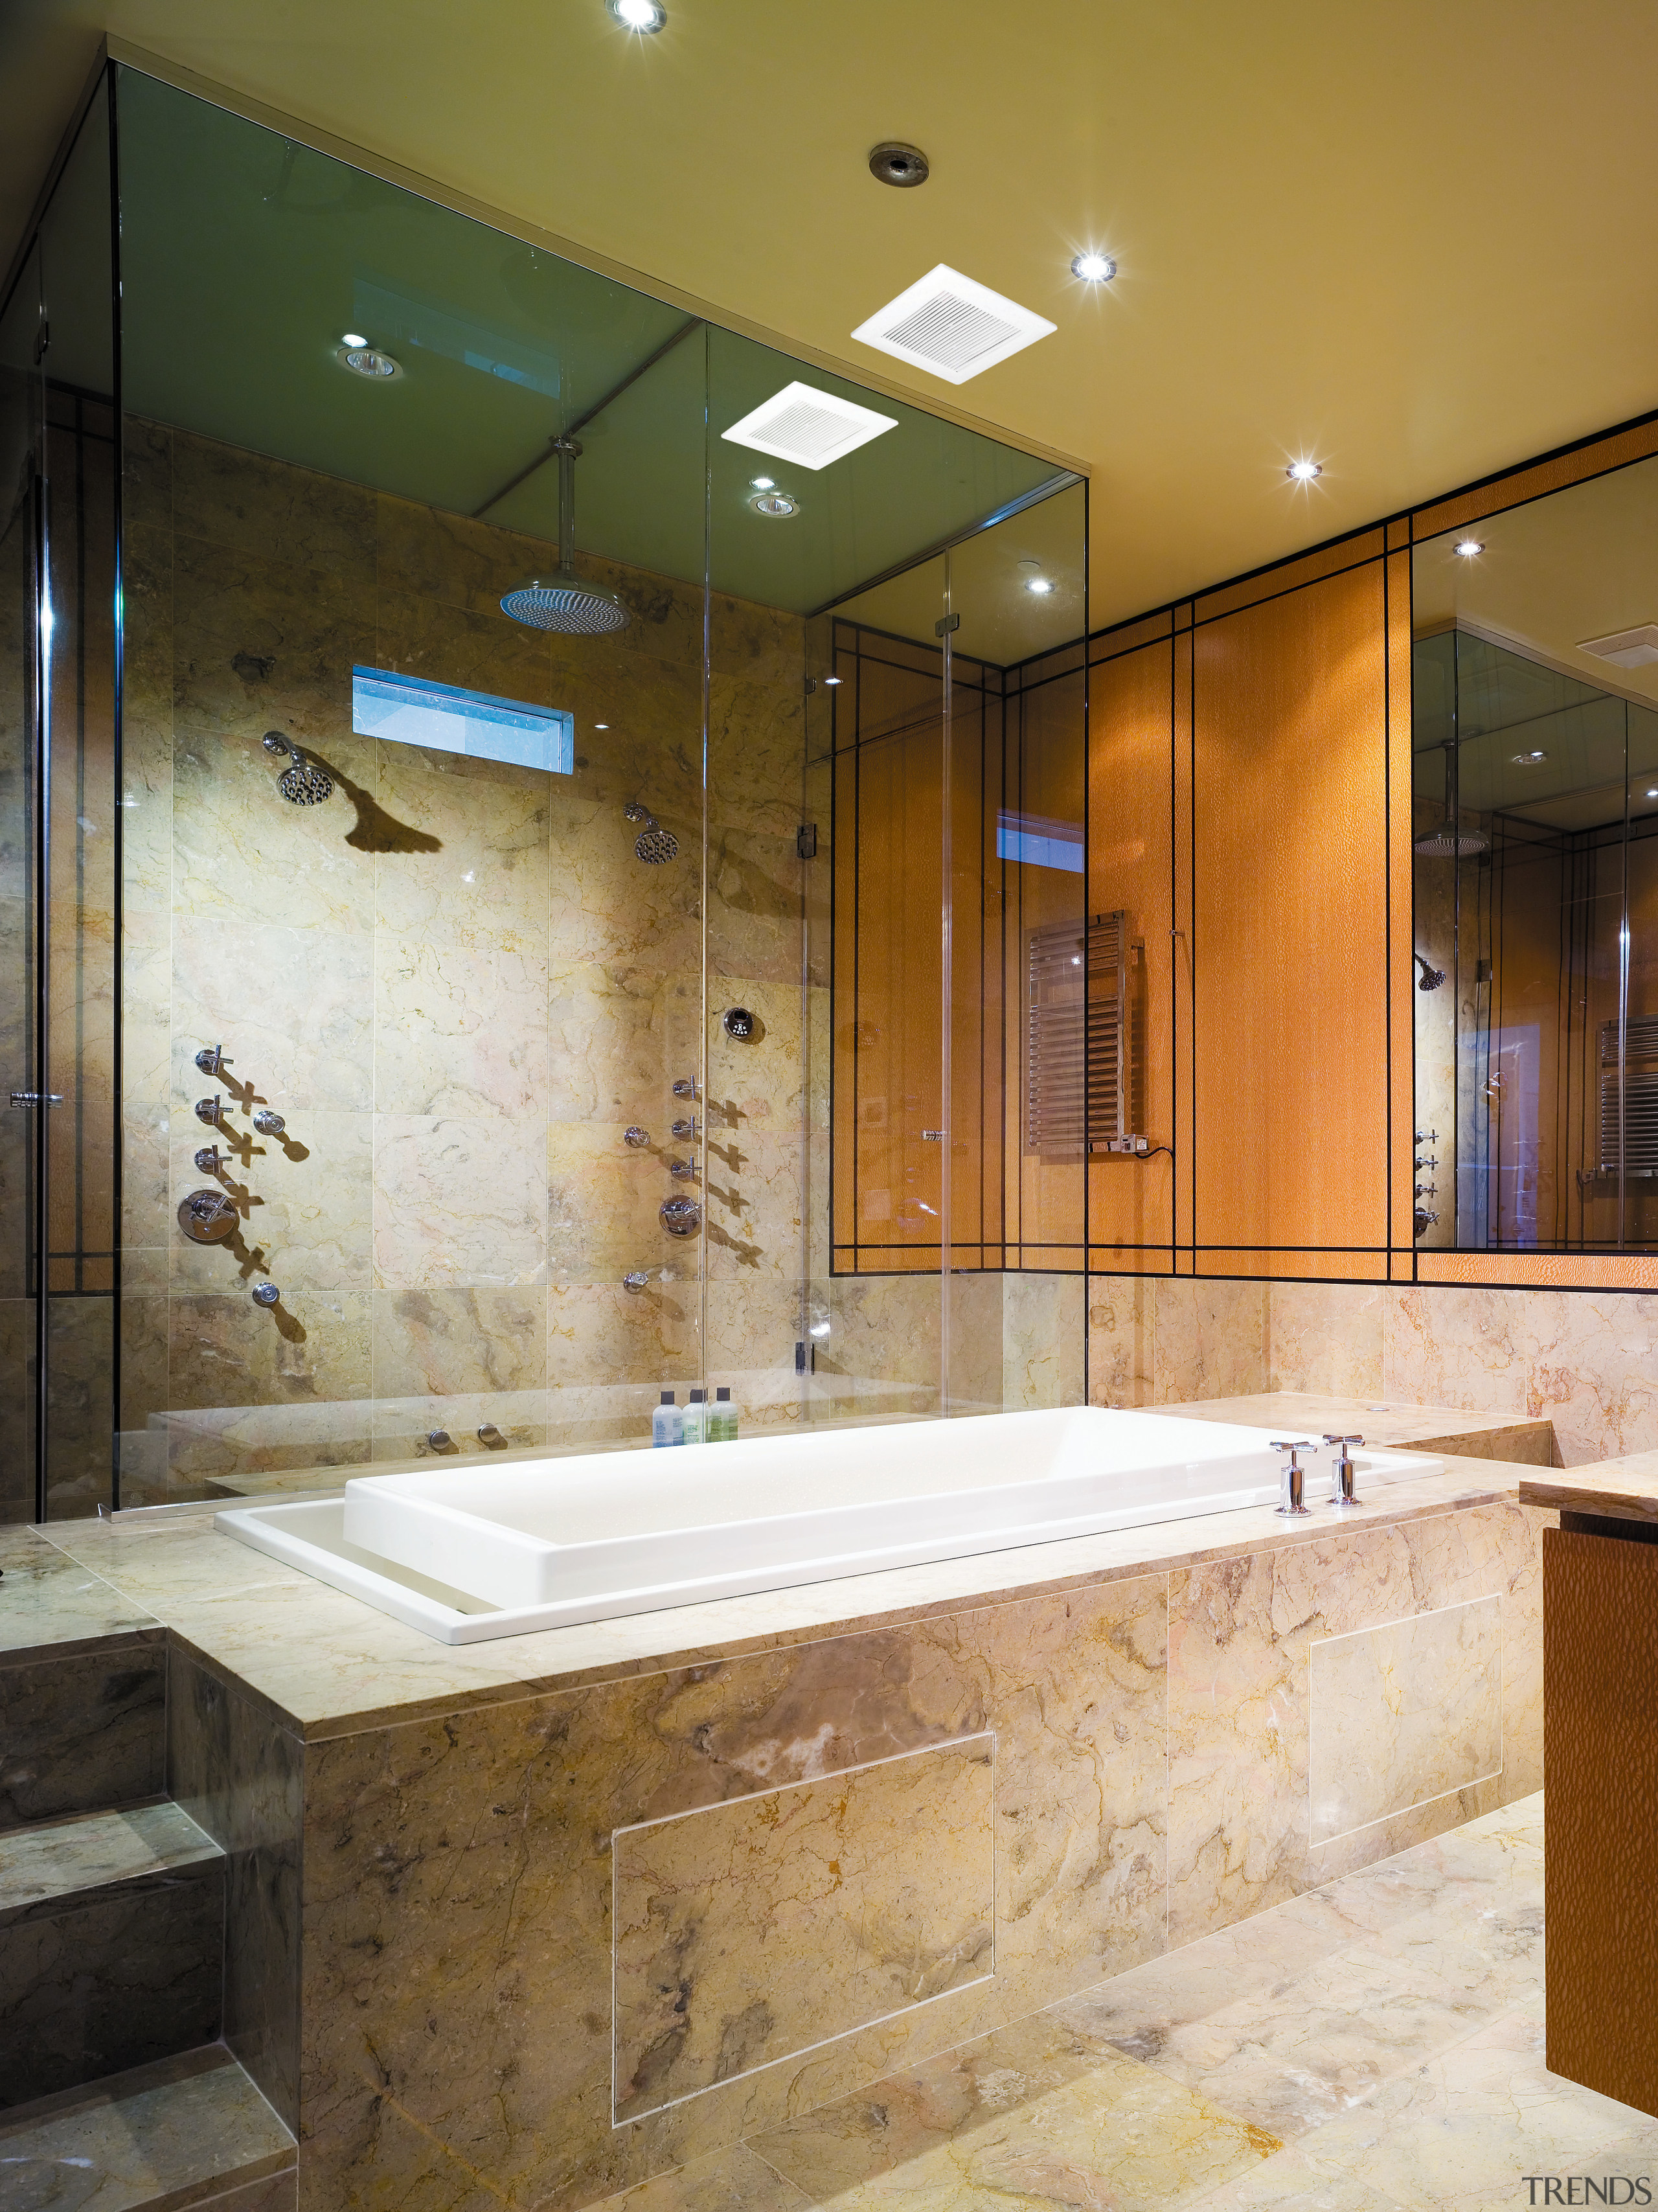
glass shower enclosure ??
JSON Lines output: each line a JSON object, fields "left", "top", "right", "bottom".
{"left": 0, "top": 54, "right": 1089, "bottom": 1518}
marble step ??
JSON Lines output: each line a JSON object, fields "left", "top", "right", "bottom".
{"left": 1, "top": 1533, "right": 166, "bottom": 1834}
{"left": 1, "top": 1804, "right": 226, "bottom": 2110}
{"left": 0, "top": 2043, "right": 295, "bottom": 2212}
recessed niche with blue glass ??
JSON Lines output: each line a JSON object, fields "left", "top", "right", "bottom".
{"left": 351, "top": 667, "right": 574, "bottom": 772}
{"left": 997, "top": 809, "right": 1083, "bottom": 872}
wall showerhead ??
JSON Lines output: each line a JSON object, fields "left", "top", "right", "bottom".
{"left": 1414, "top": 953, "right": 1446, "bottom": 991}
{"left": 263, "top": 732, "right": 334, "bottom": 803}
{"left": 624, "top": 799, "right": 677, "bottom": 863}
{"left": 500, "top": 436, "right": 630, "bottom": 635}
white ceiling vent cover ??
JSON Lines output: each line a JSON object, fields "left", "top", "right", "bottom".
{"left": 720, "top": 382, "right": 897, "bottom": 471}
{"left": 1579, "top": 625, "right": 1658, "bottom": 670}
{"left": 851, "top": 264, "right": 1057, "bottom": 385}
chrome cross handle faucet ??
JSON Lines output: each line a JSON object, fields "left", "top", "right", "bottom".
{"left": 1271, "top": 1439, "right": 1314, "bottom": 1516}
{"left": 1322, "top": 1435, "right": 1365, "bottom": 1508}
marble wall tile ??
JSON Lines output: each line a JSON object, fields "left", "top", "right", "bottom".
{"left": 1270, "top": 1282, "right": 1385, "bottom": 1398}
{"left": 374, "top": 1115, "right": 548, "bottom": 1288}
{"left": 117, "top": 519, "right": 174, "bottom": 917}
{"left": 170, "top": 918, "right": 373, "bottom": 1113}
{"left": 1308, "top": 1596, "right": 1502, "bottom": 1843}
{"left": 122, "top": 418, "right": 172, "bottom": 532}
{"left": 551, "top": 1280, "right": 698, "bottom": 1392}
{"left": 613, "top": 1736, "right": 995, "bottom": 2122}
{"left": 121, "top": 905, "right": 173, "bottom": 1106}
{"left": 372, "top": 1286, "right": 547, "bottom": 1398}
{"left": 171, "top": 725, "right": 378, "bottom": 938}
{"left": 44, "top": 1297, "right": 118, "bottom": 1521}
{"left": 702, "top": 1279, "right": 802, "bottom": 1428}
{"left": 707, "top": 592, "right": 806, "bottom": 692}
{"left": 1003, "top": 1272, "right": 1087, "bottom": 1410}
{"left": 1153, "top": 1279, "right": 1269, "bottom": 1401}
{"left": 0, "top": 1638, "right": 165, "bottom": 1829}
{"left": 168, "top": 1109, "right": 372, "bottom": 1299}
{"left": 548, "top": 796, "right": 701, "bottom": 974}
{"left": 705, "top": 985, "right": 805, "bottom": 1136}
{"left": 703, "top": 1132, "right": 802, "bottom": 1280}
{"left": 0, "top": 1298, "right": 31, "bottom": 1522}
{"left": 549, "top": 961, "right": 677, "bottom": 1125}
{"left": 374, "top": 495, "right": 558, "bottom": 622}
{"left": 172, "top": 431, "right": 376, "bottom": 608}
{"left": 371, "top": 742, "right": 552, "bottom": 955}
{"left": 166, "top": 1290, "right": 371, "bottom": 1483}
{"left": 122, "top": 1100, "right": 170, "bottom": 1259}
{"left": 167, "top": 1647, "right": 303, "bottom": 2130}
{"left": 707, "top": 672, "right": 806, "bottom": 841}
{"left": 1088, "top": 1275, "right": 1155, "bottom": 1408}
{"left": 370, "top": 1388, "right": 548, "bottom": 1461}
{"left": 549, "top": 1123, "right": 679, "bottom": 1285}
{"left": 708, "top": 828, "right": 809, "bottom": 988}
{"left": 374, "top": 931, "right": 551, "bottom": 1116}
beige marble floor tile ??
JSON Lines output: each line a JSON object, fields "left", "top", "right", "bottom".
{"left": 592, "top": 2143, "right": 816, "bottom": 2212}
{"left": 748, "top": 2008, "right": 1281, "bottom": 2211}
{"left": 1177, "top": 2143, "right": 1407, "bottom": 2210}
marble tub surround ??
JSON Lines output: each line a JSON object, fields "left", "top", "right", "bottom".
{"left": 21, "top": 1417, "right": 1555, "bottom": 2212}
{"left": 1092, "top": 1273, "right": 1658, "bottom": 1464}
{"left": 1519, "top": 1453, "right": 1658, "bottom": 1522}
{"left": 1145, "top": 1388, "right": 1556, "bottom": 1464}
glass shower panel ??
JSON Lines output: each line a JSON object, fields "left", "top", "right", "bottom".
{"left": 0, "top": 249, "right": 42, "bottom": 1522}
{"left": 38, "top": 80, "right": 118, "bottom": 1516}
{"left": 115, "top": 64, "right": 710, "bottom": 1495}
{"left": 944, "top": 481, "right": 1087, "bottom": 1413}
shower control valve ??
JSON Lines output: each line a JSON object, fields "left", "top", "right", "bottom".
{"left": 1321, "top": 1435, "right": 1365, "bottom": 1509}
{"left": 1414, "top": 1182, "right": 1437, "bottom": 1200}
{"left": 1414, "top": 1130, "right": 1440, "bottom": 1145}
{"left": 1271, "top": 1439, "right": 1314, "bottom": 1517}
{"left": 668, "top": 1156, "right": 696, "bottom": 1179}
{"left": 194, "top": 1045, "right": 233, "bottom": 1078}
{"left": 622, "top": 1271, "right": 650, "bottom": 1292}
{"left": 178, "top": 1188, "right": 238, "bottom": 1245}
{"left": 194, "top": 1145, "right": 223, "bottom": 1175}
{"left": 253, "top": 1110, "right": 286, "bottom": 1137}
{"left": 194, "top": 1095, "right": 223, "bottom": 1126}
{"left": 671, "top": 1117, "right": 698, "bottom": 1139}
{"left": 623, "top": 1126, "right": 651, "bottom": 1148}
{"left": 672, "top": 1078, "right": 699, "bottom": 1099}
{"left": 1413, "top": 1155, "right": 1438, "bottom": 1171}
{"left": 251, "top": 1283, "right": 280, "bottom": 1307}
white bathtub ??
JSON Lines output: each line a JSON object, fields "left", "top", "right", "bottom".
{"left": 216, "top": 1406, "right": 1444, "bottom": 1645}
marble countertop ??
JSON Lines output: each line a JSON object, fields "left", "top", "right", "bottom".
{"left": 1, "top": 1395, "right": 1557, "bottom": 1742}
{"left": 1519, "top": 1451, "right": 1658, "bottom": 1523}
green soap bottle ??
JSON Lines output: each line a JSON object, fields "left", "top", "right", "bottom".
{"left": 712, "top": 1385, "right": 738, "bottom": 1442}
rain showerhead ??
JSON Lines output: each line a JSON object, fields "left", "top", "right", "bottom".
{"left": 500, "top": 436, "right": 630, "bottom": 635}
{"left": 1413, "top": 821, "right": 1489, "bottom": 858}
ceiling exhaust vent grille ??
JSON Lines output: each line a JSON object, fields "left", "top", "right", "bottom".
{"left": 720, "top": 381, "right": 897, "bottom": 470}
{"left": 1578, "top": 624, "right": 1658, "bottom": 670}
{"left": 851, "top": 264, "right": 1056, "bottom": 385}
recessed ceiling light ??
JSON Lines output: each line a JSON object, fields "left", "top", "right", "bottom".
{"left": 1455, "top": 539, "right": 1485, "bottom": 558}
{"left": 868, "top": 142, "right": 929, "bottom": 188}
{"left": 723, "top": 382, "right": 896, "bottom": 470}
{"left": 341, "top": 332, "right": 367, "bottom": 348}
{"left": 852, "top": 264, "right": 1056, "bottom": 384}
{"left": 750, "top": 475, "right": 775, "bottom": 490}
{"left": 751, "top": 491, "right": 799, "bottom": 518}
{"left": 1511, "top": 749, "right": 1548, "bottom": 765}
{"left": 608, "top": 0, "right": 665, "bottom": 28}
{"left": 1286, "top": 459, "right": 1321, "bottom": 482}
{"left": 1071, "top": 252, "right": 1116, "bottom": 282}
{"left": 337, "top": 345, "right": 400, "bottom": 380}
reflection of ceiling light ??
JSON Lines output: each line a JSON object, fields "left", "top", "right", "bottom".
{"left": 823, "top": 676, "right": 843, "bottom": 685}
{"left": 723, "top": 382, "right": 896, "bottom": 469}
{"left": 751, "top": 491, "right": 799, "bottom": 518}
{"left": 594, "top": 723, "right": 609, "bottom": 730}
{"left": 1646, "top": 788, "right": 1658, "bottom": 799}
{"left": 1286, "top": 459, "right": 1321, "bottom": 481}
{"left": 1455, "top": 539, "right": 1484, "bottom": 558}
{"left": 1511, "top": 749, "right": 1548, "bottom": 765}
{"left": 1580, "top": 624, "right": 1658, "bottom": 669}
{"left": 1027, "top": 576, "right": 1054, "bottom": 595}
{"left": 1071, "top": 251, "right": 1116, "bottom": 282}
{"left": 750, "top": 476, "right": 775, "bottom": 490}
{"left": 608, "top": 0, "right": 665, "bottom": 27}
{"left": 852, "top": 264, "right": 1056, "bottom": 383}
{"left": 341, "top": 332, "right": 367, "bottom": 347}
{"left": 337, "top": 345, "right": 400, "bottom": 379}
{"left": 809, "top": 1319, "right": 832, "bottom": 1336}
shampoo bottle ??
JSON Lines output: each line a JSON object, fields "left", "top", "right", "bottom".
{"left": 712, "top": 1385, "right": 738, "bottom": 1442}
{"left": 652, "top": 1391, "right": 683, "bottom": 1447}
{"left": 682, "top": 1387, "right": 707, "bottom": 1446}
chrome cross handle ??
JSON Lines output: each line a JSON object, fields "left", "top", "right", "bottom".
{"left": 1271, "top": 1439, "right": 1313, "bottom": 1516}
{"left": 1321, "top": 1434, "right": 1365, "bottom": 1508}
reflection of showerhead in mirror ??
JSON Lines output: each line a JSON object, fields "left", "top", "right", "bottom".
{"left": 1412, "top": 819, "right": 1488, "bottom": 858}
{"left": 1414, "top": 953, "right": 1446, "bottom": 992}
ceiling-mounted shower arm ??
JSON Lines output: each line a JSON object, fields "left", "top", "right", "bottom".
{"left": 471, "top": 315, "right": 703, "bottom": 520}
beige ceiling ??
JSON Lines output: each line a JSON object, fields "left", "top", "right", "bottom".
{"left": 7, "top": 0, "right": 1658, "bottom": 627}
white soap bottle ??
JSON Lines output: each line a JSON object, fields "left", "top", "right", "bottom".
{"left": 652, "top": 1391, "right": 683, "bottom": 1447}
{"left": 681, "top": 1387, "right": 707, "bottom": 1446}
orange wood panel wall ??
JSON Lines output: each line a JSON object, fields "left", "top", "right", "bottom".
{"left": 1190, "top": 559, "right": 1391, "bottom": 1271}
